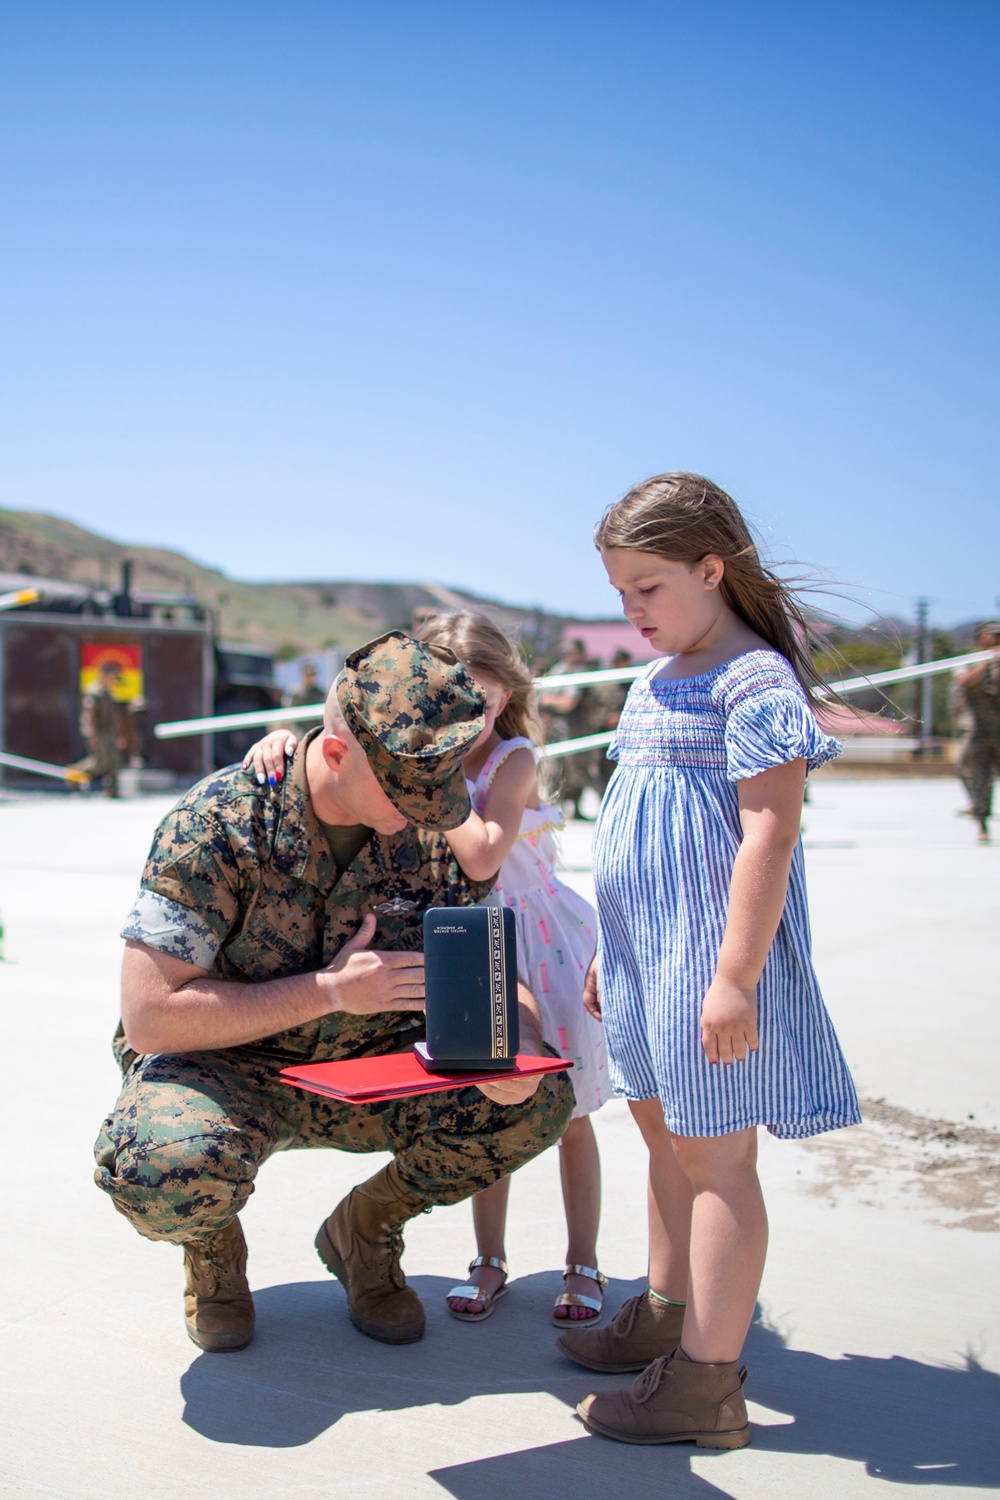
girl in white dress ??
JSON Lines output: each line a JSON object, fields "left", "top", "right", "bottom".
{"left": 244, "top": 610, "right": 611, "bottom": 1326}
{"left": 414, "top": 612, "right": 611, "bottom": 1327}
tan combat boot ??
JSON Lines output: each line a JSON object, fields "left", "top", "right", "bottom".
{"left": 182, "top": 1218, "right": 255, "bottom": 1352}
{"left": 557, "top": 1290, "right": 685, "bottom": 1372}
{"left": 577, "top": 1348, "right": 751, "bottom": 1448}
{"left": 315, "top": 1162, "right": 428, "bottom": 1344}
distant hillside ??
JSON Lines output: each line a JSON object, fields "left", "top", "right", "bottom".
{"left": 1, "top": 507, "right": 981, "bottom": 671}
{"left": 0, "top": 508, "right": 579, "bottom": 659}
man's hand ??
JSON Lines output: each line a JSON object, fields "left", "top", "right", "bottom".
{"left": 321, "top": 914, "right": 425, "bottom": 1015}
{"left": 699, "top": 977, "right": 759, "bottom": 1064}
{"left": 475, "top": 1073, "right": 540, "bottom": 1107}
{"left": 582, "top": 955, "right": 602, "bottom": 1021}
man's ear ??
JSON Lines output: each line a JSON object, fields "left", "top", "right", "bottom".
{"left": 319, "top": 732, "right": 350, "bottom": 772}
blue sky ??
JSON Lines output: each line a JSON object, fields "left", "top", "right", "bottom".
{"left": 1, "top": 2, "right": 997, "bottom": 626}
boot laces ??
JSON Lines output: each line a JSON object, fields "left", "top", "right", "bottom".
{"left": 376, "top": 1220, "right": 406, "bottom": 1289}
{"left": 192, "top": 1231, "right": 240, "bottom": 1293}
{"left": 631, "top": 1355, "right": 671, "bottom": 1403}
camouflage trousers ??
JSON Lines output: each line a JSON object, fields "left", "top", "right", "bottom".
{"left": 94, "top": 1047, "right": 574, "bottom": 1243}
{"left": 960, "top": 733, "right": 1000, "bottom": 823}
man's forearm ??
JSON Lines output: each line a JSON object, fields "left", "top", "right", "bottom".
{"left": 123, "top": 963, "right": 333, "bottom": 1056}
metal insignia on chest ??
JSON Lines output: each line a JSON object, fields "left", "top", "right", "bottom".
{"left": 372, "top": 896, "right": 420, "bottom": 915}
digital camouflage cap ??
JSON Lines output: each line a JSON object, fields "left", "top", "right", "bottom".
{"left": 336, "top": 630, "right": 486, "bottom": 829}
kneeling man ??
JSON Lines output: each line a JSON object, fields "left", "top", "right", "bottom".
{"left": 95, "top": 632, "right": 573, "bottom": 1351}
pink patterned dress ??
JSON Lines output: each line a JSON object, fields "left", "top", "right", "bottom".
{"left": 469, "top": 737, "right": 610, "bottom": 1118}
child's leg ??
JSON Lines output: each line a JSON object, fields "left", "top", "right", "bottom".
{"left": 554, "top": 1113, "right": 602, "bottom": 1320}
{"left": 629, "top": 1097, "right": 692, "bottom": 1302}
{"left": 446, "top": 1176, "right": 510, "bottom": 1316}
{"left": 670, "top": 1126, "right": 767, "bottom": 1363}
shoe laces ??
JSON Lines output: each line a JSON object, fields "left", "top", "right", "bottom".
{"left": 609, "top": 1294, "right": 644, "bottom": 1336}
{"left": 631, "top": 1355, "right": 671, "bottom": 1403}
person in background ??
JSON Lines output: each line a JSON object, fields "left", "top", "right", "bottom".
{"left": 78, "top": 659, "right": 129, "bottom": 797}
{"left": 285, "top": 659, "right": 326, "bottom": 738}
{"left": 589, "top": 648, "right": 635, "bottom": 796}
{"left": 954, "top": 621, "right": 1000, "bottom": 843}
{"left": 538, "top": 637, "right": 600, "bottom": 818}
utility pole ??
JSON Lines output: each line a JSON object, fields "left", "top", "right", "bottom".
{"left": 915, "top": 598, "right": 932, "bottom": 757}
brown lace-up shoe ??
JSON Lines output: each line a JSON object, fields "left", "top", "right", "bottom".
{"left": 578, "top": 1348, "right": 751, "bottom": 1448}
{"left": 315, "top": 1162, "right": 428, "bottom": 1344}
{"left": 182, "top": 1218, "right": 254, "bottom": 1352}
{"left": 556, "top": 1291, "right": 685, "bottom": 1373}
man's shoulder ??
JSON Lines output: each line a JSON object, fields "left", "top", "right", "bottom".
{"left": 157, "top": 764, "right": 276, "bottom": 848}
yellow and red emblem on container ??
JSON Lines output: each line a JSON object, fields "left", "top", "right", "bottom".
{"left": 80, "top": 642, "right": 143, "bottom": 702}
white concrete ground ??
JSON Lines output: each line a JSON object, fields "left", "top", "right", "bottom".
{"left": 0, "top": 776, "right": 997, "bottom": 1499}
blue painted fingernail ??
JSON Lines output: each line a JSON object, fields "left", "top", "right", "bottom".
{"left": 268, "top": 774, "right": 276, "bottom": 786}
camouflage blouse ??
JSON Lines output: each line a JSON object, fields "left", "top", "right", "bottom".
{"left": 118, "top": 735, "right": 493, "bottom": 1067}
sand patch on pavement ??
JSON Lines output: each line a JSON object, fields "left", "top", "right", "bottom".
{"left": 792, "top": 1097, "right": 1000, "bottom": 1231}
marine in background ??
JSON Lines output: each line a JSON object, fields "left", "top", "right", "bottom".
{"left": 954, "top": 620, "right": 1000, "bottom": 843}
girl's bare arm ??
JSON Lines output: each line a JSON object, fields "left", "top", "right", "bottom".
{"left": 700, "top": 758, "right": 807, "bottom": 1064}
{"left": 444, "top": 747, "right": 536, "bottom": 882}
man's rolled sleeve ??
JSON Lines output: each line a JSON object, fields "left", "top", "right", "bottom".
{"left": 123, "top": 808, "right": 240, "bottom": 968}
{"left": 121, "top": 890, "right": 222, "bottom": 969}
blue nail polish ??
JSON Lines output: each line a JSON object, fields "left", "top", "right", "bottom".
{"left": 268, "top": 774, "right": 276, "bottom": 786}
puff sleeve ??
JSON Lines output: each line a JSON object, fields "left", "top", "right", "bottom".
{"left": 723, "top": 688, "right": 841, "bottom": 782}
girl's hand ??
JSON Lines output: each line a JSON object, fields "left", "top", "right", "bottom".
{"left": 242, "top": 729, "right": 298, "bottom": 786}
{"left": 582, "top": 955, "right": 602, "bottom": 1022}
{"left": 699, "top": 979, "right": 758, "bottom": 1064}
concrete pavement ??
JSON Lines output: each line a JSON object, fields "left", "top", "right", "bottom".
{"left": 0, "top": 775, "right": 997, "bottom": 1498}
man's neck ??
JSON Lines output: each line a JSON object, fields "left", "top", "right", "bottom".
{"left": 304, "top": 734, "right": 357, "bottom": 826}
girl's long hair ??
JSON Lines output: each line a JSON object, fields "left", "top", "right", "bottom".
{"left": 413, "top": 610, "right": 544, "bottom": 745}
{"left": 595, "top": 472, "right": 828, "bottom": 703}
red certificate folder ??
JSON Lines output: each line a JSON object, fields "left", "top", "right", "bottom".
{"left": 280, "top": 1051, "right": 572, "bottom": 1104}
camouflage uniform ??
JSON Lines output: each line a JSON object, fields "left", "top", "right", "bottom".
{"left": 588, "top": 674, "right": 632, "bottom": 795}
{"left": 79, "top": 681, "right": 123, "bottom": 796}
{"left": 286, "top": 673, "right": 325, "bottom": 738}
{"left": 959, "top": 656, "right": 1000, "bottom": 825}
{"left": 95, "top": 632, "right": 574, "bottom": 1245}
{"left": 538, "top": 657, "right": 602, "bottom": 816}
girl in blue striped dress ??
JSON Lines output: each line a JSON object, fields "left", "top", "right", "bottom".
{"left": 559, "top": 472, "right": 861, "bottom": 1451}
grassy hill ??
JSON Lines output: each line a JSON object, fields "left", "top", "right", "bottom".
{"left": 0, "top": 508, "right": 573, "bottom": 659}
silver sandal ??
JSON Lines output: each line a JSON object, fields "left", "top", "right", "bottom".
{"left": 446, "top": 1255, "right": 509, "bottom": 1323}
{"left": 551, "top": 1263, "right": 608, "bottom": 1326}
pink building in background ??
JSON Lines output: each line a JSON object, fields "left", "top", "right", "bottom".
{"left": 559, "top": 622, "right": 659, "bottom": 664}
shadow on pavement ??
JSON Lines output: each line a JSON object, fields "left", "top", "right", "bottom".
{"left": 180, "top": 1274, "right": 1000, "bottom": 1492}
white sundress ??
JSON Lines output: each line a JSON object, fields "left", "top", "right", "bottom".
{"left": 593, "top": 650, "right": 861, "bottom": 1139}
{"left": 470, "top": 737, "right": 610, "bottom": 1118}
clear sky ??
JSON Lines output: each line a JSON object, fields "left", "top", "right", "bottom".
{"left": 2, "top": 2, "right": 997, "bottom": 627}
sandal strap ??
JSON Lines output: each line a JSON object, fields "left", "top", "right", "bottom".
{"left": 469, "top": 1255, "right": 508, "bottom": 1275}
{"left": 448, "top": 1283, "right": 490, "bottom": 1303}
{"left": 563, "top": 1263, "right": 607, "bottom": 1286}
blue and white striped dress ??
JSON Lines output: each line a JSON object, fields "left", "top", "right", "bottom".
{"left": 593, "top": 649, "right": 861, "bottom": 1139}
